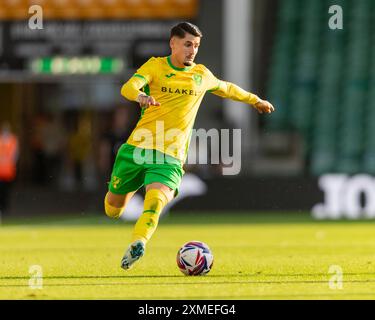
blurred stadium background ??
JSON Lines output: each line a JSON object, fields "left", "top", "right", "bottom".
{"left": 4, "top": 0, "right": 375, "bottom": 301}
{"left": 0, "top": 0, "right": 373, "bottom": 219}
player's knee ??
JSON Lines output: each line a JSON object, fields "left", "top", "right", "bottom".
{"left": 105, "top": 205, "right": 122, "bottom": 219}
{"left": 144, "top": 188, "right": 170, "bottom": 212}
{"left": 104, "top": 194, "right": 123, "bottom": 219}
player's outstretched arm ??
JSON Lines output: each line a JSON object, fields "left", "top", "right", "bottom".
{"left": 121, "top": 77, "right": 160, "bottom": 108}
{"left": 211, "top": 80, "right": 275, "bottom": 114}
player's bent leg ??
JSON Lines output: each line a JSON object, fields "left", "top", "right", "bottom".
{"left": 145, "top": 183, "right": 175, "bottom": 201}
{"left": 132, "top": 183, "right": 173, "bottom": 243}
{"left": 121, "top": 183, "right": 174, "bottom": 270}
{"left": 104, "top": 191, "right": 135, "bottom": 219}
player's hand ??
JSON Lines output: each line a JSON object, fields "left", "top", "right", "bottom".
{"left": 137, "top": 94, "right": 160, "bottom": 108}
{"left": 254, "top": 99, "right": 275, "bottom": 114}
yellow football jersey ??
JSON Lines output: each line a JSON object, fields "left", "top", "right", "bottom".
{"left": 121, "top": 56, "right": 259, "bottom": 162}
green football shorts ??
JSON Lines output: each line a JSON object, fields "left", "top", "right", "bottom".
{"left": 108, "top": 143, "right": 184, "bottom": 196}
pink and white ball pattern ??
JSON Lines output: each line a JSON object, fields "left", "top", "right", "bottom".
{"left": 176, "top": 241, "right": 214, "bottom": 276}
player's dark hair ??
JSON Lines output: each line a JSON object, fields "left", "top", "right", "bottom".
{"left": 170, "top": 22, "right": 202, "bottom": 39}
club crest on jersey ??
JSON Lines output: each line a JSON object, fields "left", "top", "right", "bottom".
{"left": 193, "top": 74, "right": 202, "bottom": 86}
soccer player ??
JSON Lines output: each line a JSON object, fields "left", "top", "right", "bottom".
{"left": 104, "top": 22, "right": 275, "bottom": 270}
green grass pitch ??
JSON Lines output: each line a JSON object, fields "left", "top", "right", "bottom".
{"left": 1, "top": 212, "right": 375, "bottom": 300}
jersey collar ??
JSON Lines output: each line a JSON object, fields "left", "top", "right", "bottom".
{"left": 167, "top": 56, "right": 194, "bottom": 72}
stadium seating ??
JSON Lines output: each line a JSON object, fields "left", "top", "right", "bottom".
{"left": 363, "top": 34, "right": 375, "bottom": 174}
{"left": 266, "top": 0, "right": 374, "bottom": 175}
{"left": 266, "top": 0, "right": 300, "bottom": 131}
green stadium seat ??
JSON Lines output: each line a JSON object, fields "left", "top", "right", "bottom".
{"left": 265, "top": 0, "right": 375, "bottom": 175}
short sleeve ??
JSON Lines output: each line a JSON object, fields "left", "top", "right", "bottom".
{"left": 204, "top": 67, "right": 221, "bottom": 92}
{"left": 133, "top": 57, "right": 158, "bottom": 85}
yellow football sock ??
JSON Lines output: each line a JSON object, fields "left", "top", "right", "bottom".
{"left": 132, "top": 189, "right": 169, "bottom": 244}
{"left": 104, "top": 193, "right": 123, "bottom": 219}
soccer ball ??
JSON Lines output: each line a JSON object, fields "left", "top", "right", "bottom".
{"left": 176, "top": 241, "right": 214, "bottom": 276}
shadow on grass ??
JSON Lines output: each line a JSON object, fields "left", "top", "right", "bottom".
{"left": 3, "top": 212, "right": 375, "bottom": 227}
{"left": 2, "top": 271, "right": 375, "bottom": 280}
